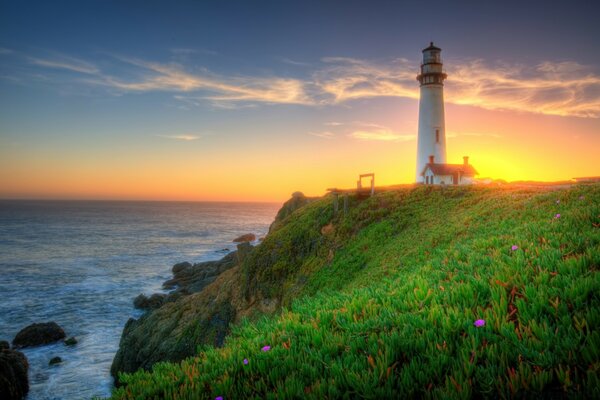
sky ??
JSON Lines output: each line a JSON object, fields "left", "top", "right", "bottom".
{"left": 1, "top": 0, "right": 599, "bottom": 202}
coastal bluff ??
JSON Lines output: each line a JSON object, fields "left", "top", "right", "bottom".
{"left": 110, "top": 184, "right": 600, "bottom": 398}
{"left": 111, "top": 192, "right": 314, "bottom": 381}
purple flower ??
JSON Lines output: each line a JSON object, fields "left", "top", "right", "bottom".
{"left": 261, "top": 345, "right": 271, "bottom": 352}
{"left": 511, "top": 245, "right": 519, "bottom": 251}
{"left": 215, "top": 397, "right": 223, "bottom": 400}
{"left": 243, "top": 358, "right": 249, "bottom": 365}
{"left": 474, "top": 319, "right": 485, "bottom": 328}
{"left": 554, "top": 213, "right": 561, "bottom": 219}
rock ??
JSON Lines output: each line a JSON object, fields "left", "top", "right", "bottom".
{"left": 111, "top": 294, "right": 236, "bottom": 383}
{"left": 133, "top": 293, "right": 166, "bottom": 310}
{"left": 233, "top": 233, "right": 256, "bottom": 243}
{"left": 0, "top": 341, "right": 9, "bottom": 350}
{"left": 49, "top": 356, "right": 62, "bottom": 365}
{"left": 172, "top": 261, "right": 192, "bottom": 275}
{"left": 64, "top": 337, "right": 77, "bottom": 346}
{"left": 111, "top": 248, "right": 251, "bottom": 383}
{"left": 0, "top": 347, "right": 29, "bottom": 399}
{"left": 12, "top": 322, "right": 66, "bottom": 348}
{"left": 162, "top": 250, "right": 241, "bottom": 294}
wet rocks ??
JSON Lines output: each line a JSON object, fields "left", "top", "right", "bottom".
{"left": 0, "top": 346, "right": 29, "bottom": 399}
{"left": 233, "top": 233, "right": 256, "bottom": 243}
{"left": 162, "top": 249, "right": 240, "bottom": 294}
{"left": 112, "top": 244, "right": 254, "bottom": 383}
{"left": 12, "top": 322, "right": 65, "bottom": 348}
{"left": 64, "top": 337, "right": 77, "bottom": 346}
{"left": 133, "top": 293, "right": 166, "bottom": 310}
{"left": 49, "top": 356, "right": 62, "bottom": 365}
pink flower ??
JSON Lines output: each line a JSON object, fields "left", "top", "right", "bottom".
{"left": 556, "top": 200, "right": 560, "bottom": 204}
{"left": 579, "top": 195, "right": 585, "bottom": 200}
{"left": 243, "top": 358, "right": 248, "bottom": 365}
{"left": 261, "top": 345, "right": 271, "bottom": 352}
{"left": 511, "top": 245, "right": 518, "bottom": 251}
{"left": 474, "top": 319, "right": 485, "bottom": 327}
{"left": 554, "top": 213, "right": 561, "bottom": 219}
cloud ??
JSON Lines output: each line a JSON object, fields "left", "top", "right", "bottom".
{"left": 84, "top": 56, "right": 313, "bottom": 106}
{"left": 18, "top": 49, "right": 600, "bottom": 118}
{"left": 0, "top": 47, "right": 13, "bottom": 55}
{"left": 156, "top": 134, "right": 201, "bottom": 141}
{"left": 308, "top": 131, "right": 335, "bottom": 139}
{"left": 279, "top": 57, "right": 311, "bottom": 67}
{"left": 325, "top": 121, "right": 343, "bottom": 126}
{"left": 350, "top": 129, "right": 415, "bottom": 142}
{"left": 29, "top": 56, "right": 99, "bottom": 74}
{"left": 445, "top": 59, "right": 600, "bottom": 118}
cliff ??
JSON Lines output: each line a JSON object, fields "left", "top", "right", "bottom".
{"left": 111, "top": 184, "right": 600, "bottom": 398}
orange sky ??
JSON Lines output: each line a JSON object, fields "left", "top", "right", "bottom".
{"left": 1, "top": 99, "right": 598, "bottom": 202}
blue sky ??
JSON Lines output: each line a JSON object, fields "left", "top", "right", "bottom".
{"left": 1, "top": 0, "right": 599, "bottom": 200}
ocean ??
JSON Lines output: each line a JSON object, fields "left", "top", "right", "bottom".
{"left": 0, "top": 200, "right": 280, "bottom": 399}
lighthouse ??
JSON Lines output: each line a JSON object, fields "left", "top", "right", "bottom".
{"left": 416, "top": 42, "right": 447, "bottom": 183}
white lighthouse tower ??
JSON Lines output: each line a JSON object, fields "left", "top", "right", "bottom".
{"left": 416, "top": 42, "right": 447, "bottom": 183}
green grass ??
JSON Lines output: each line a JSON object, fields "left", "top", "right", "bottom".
{"left": 111, "top": 184, "right": 600, "bottom": 399}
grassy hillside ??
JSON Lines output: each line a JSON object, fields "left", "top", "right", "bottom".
{"left": 111, "top": 184, "right": 600, "bottom": 399}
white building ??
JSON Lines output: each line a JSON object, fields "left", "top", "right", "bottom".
{"left": 421, "top": 156, "right": 478, "bottom": 185}
{"left": 415, "top": 42, "right": 477, "bottom": 185}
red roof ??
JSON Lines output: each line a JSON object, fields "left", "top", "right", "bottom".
{"left": 421, "top": 163, "right": 478, "bottom": 177}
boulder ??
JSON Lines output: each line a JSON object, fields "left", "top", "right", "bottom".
{"left": 0, "top": 347, "right": 29, "bottom": 399}
{"left": 162, "top": 250, "right": 241, "bottom": 294}
{"left": 12, "top": 322, "right": 65, "bottom": 348}
{"left": 49, "top": 356, "right": 62, "bottom": 365}
{"left": 0, "top": 341, "right": 9, "bottom": 350}
{"left": 64, "top": 337, "right": 77, "bottom": 346}
{"left": 233, "top": 233, "right": 256, "bottom": 243}
{"left": 172, "top": 261, "right": 192, "bottom": 275}
{"left": 133, "top": 294, "right": 166, "bottom": 310}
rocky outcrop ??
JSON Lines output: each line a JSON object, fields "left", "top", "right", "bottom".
{"left": 12, "top": 322, "right": 65, "bottom": 348}
{"left": 112, "top": 243, "right": 253, "bottom": 382}
{"left": 162, "top": 250, "right": 239, "bottom": 293}
{"left": 133, "top": 293, "right": 166, "bottom": 310}
{"left": 64, "top": 337, "right": 77, "bottom": 346}
{"left": 0, "top": 347, "right": 29, "bottom": 399}
{"left": 233, "top": 233, "right": 256, "bottom": 243}
{"left": 111, "top": 193, "right": 325, "bottom": 383}
{"left": 49, "top": 356, "right": 62, "bottom": 365}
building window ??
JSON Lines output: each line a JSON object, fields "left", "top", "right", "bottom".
{"left": 436, "top": 129, "right": 440, "bottom": 143}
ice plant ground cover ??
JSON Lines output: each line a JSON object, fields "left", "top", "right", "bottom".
{"left": 110, "top": 184, "right": 600, "bottom": 399}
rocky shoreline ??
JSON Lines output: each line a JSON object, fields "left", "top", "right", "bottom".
{"left": 110, "top": 242, "right": 254, "bottom": 381}
{"left": 110, "top": 192, "right": 313, "bottom": 383}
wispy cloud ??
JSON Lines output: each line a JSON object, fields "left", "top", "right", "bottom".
{"left": 0, "top": 47, "right": 13, "bottom": 55}
{"left": 16, "top": 48, "right": 600, "bottom": 118}
{"left": 29, "top": 56, "right": 99, "bottom": 74}
{"left": 308, "top": 131, "right": 335, "bottom": 139}
{"left": 156, "top": 134, "right": 201, "bottom": 141}
{"left": 83, "top": 56, "right": 313, "bottom": 106}
{"left": 279, "top": 57, "right": 311, "bottom": 67}
{"left": 325, "top": 121, "right": 343, "bottom": 126}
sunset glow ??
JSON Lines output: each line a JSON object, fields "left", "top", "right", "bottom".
{"left": 1, "top": 1, "right": 599, "bottom": 201}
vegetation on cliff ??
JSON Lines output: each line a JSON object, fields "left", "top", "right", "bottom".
{"left": 111, "top": 184, "right": 599, "bottom": 399}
